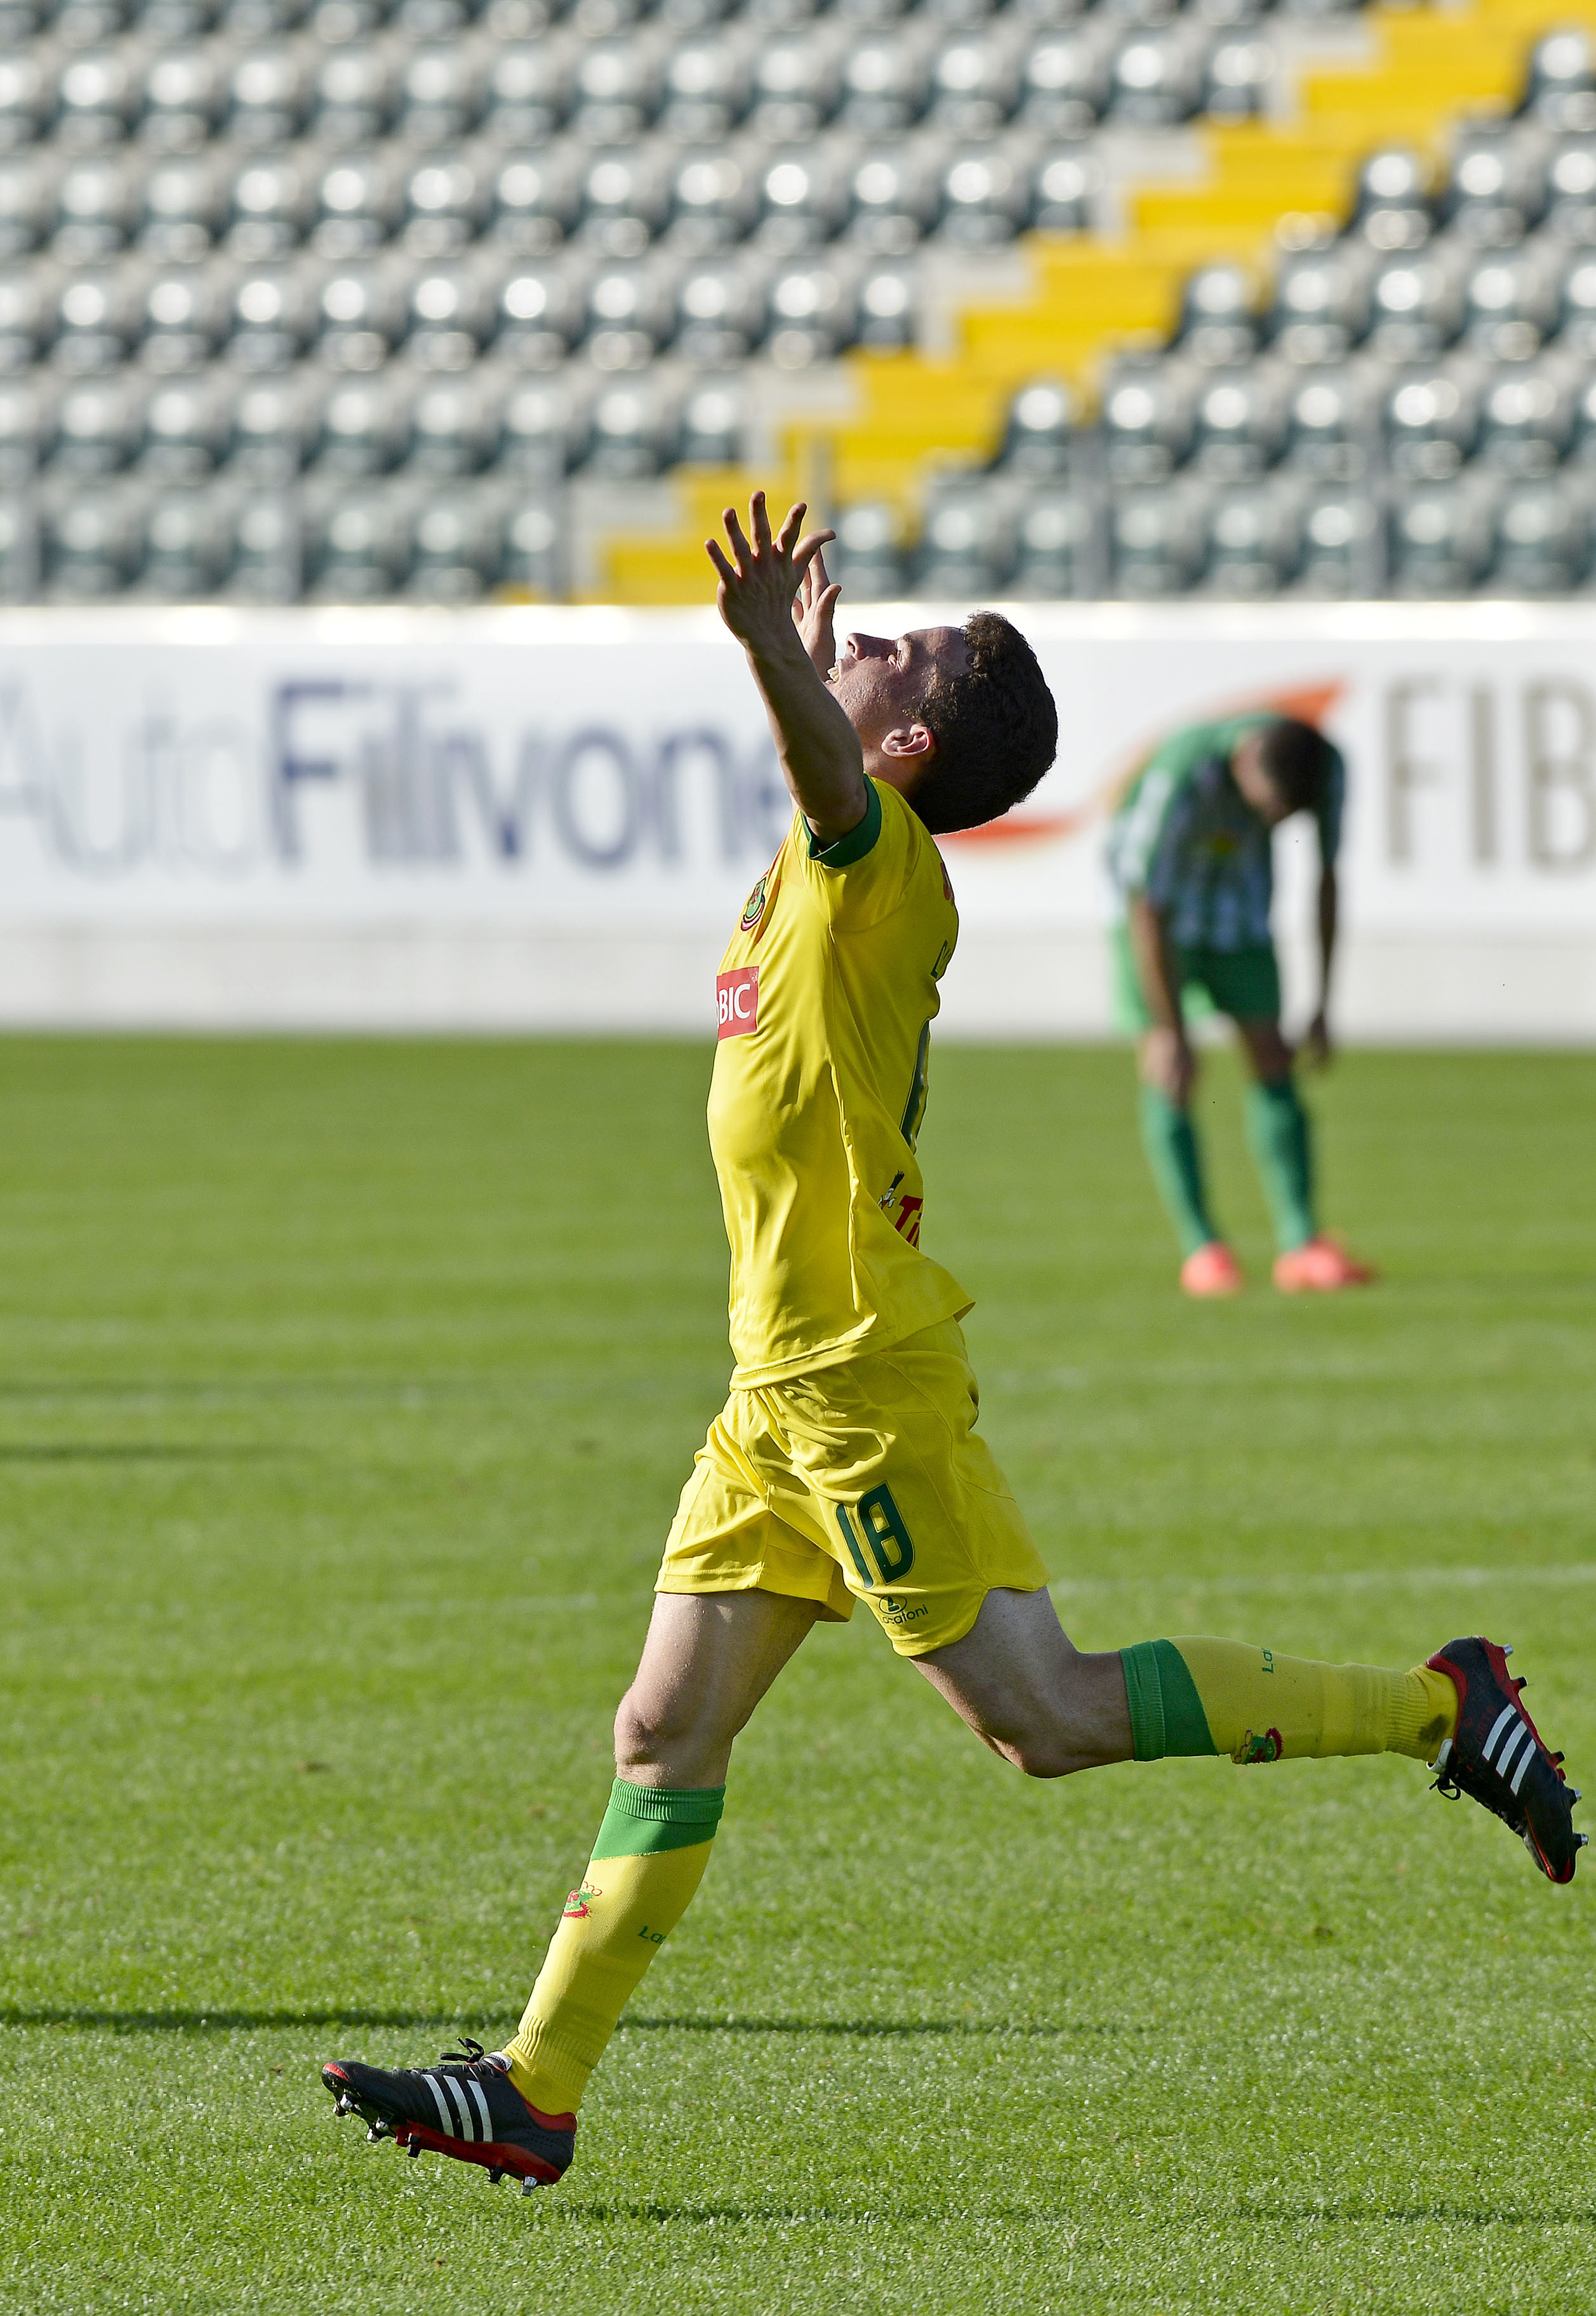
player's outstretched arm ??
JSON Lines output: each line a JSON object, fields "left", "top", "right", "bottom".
{"left": 707, "top": 492, "right": 868, "bottom": 849}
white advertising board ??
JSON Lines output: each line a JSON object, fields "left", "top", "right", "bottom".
{"left": 0, "top": 602, "right": 1592, "bottom": 1038}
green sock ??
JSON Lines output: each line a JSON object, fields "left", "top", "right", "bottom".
{"left": 1244, "top": 1078, "right": 1315, "bottom": 1253}
{"left": 1137, "top": 1086, "right": 1217, "bottom": 1258}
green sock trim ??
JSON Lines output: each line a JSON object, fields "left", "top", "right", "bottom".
{"left": 1119, "top": 1640, "right": 1219, "bottom": 1760}
{"left": 1244, "top": 1078, "right": 1315, "bottom": 1253}
{"left": 589, "top": 1778, "right": 726, "bottom": 1860}
{"left": 1137, "top": 1086, "right": 1217, "bottom": 1260}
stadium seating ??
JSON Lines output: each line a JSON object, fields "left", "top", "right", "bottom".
{"left": 1, "top": 0, "right": 1594, "bottom": 601}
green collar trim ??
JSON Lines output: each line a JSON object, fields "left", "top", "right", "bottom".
{"left": 808, "top": 778, "right": 882, "bottom": 867}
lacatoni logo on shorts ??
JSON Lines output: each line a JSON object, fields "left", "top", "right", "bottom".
{"left": 716, "top": 966, "right": 759, "bottom": 1039}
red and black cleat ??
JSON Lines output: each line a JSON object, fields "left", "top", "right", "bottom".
{"left": 1427, "top": 1637, "right": 1586, "bottom": 1886}
{"left": 323, "top": 2039, "right": 575, "bottom": 2193}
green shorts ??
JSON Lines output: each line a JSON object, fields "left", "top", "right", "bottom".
{"left": 1110, "top": 922, "right": 1281, "bottom": 1035}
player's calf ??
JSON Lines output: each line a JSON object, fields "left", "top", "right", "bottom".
{"left": 323, "top": 2040, "right": 576, "bottom": 2193}
{"left": 1427, "top": 1637, "right": 1585, "bottom": 1884}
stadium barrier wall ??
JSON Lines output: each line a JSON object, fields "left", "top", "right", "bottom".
{"left": 1, "top": 602, "right": 1592, "bottom": 1042}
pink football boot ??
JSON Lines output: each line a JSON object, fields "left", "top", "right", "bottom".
{"left": 1273, "top": 1235, "right": 1376, "bottom": 1292}
{"left": 1180, "top": 1241, "right": 1244, "bottom": 1297}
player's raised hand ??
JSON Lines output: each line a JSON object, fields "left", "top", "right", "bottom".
{"left": 794, "top": 540, "right": 842, "bottom": 680}
{"left": 706, "top": 493, "right": 835, "bottom": 658}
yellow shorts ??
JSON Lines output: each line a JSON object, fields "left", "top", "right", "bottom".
{"left": 657, "top": 1318, "right": 1049, "bottom": 1656}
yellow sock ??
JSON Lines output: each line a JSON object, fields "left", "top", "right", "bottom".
{"left": 1120, "top": 1638, "right": 1459, "bottom": 1766}
{"left": 502, "top": 1780, "right": 723, "bottom": 2117}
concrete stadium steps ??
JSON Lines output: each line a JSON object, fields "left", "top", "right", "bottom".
{"left": 592, "top": 0, "right": 1579, "bottom": 601}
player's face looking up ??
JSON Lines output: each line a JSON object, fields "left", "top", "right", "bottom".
{"left": 826, "top": 627, "right": 971, "bottom": 796}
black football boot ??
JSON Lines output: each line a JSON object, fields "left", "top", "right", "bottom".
{"left": 1427, "top": 1637, "right": 1585, "bottom": 1886}
{"left": 323, "top": 2039, "right": 575, "bottom": 2192}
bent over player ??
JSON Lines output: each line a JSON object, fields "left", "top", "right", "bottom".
{"left": 1109, "top": 712, "right": 1373, "bottom": 1298}
{"left": 323, "top": 497, "right": 1583, "bottom": 2192}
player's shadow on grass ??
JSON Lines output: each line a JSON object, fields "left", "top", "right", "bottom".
{"left": 0, "top": 1444, "right": 281, "bottom": 1461}
{"left": 2, "top": 2007, "right": 1100, "bottom": 2040}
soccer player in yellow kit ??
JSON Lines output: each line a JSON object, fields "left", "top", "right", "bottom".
{"left": 323, "top": 495, "right": 1584, "bottom": 2192}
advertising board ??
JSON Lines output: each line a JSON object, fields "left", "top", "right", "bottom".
{"left": 1, "top": 602, "right": 1592, "bottom": 1037}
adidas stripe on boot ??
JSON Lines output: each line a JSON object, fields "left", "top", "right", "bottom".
{"left": 1427, "top": 1637, "right": 1585, "bottom": 1886}
{"left": 323, "top": 2039, "right": 575, "bottom": 2192}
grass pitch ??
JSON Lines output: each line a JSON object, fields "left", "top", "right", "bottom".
{"left": 0, "top": 1035, "right": 1592, "bottom": 2315}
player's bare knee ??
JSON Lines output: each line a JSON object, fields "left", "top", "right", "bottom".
{"left": 613, "top": 1689, "right": 673, "bottom": 1773}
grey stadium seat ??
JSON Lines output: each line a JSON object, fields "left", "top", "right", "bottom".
{"left": 140, "top": 483, "right": 234, "bottom": 595}
{"left": 406, "top": 255, "right": 499, "bottom": 365}
{"left": 0, "top": 152, "right": 56, "bottom": 256}
{"left": 43, "top": 483, "right": 147, "bottom": 596}
{"left": 585, "top": 373, "right": 677, "bottom": 474}
{"left": 142, "top": 366, "right": 237, "bottom": 469}
{"left": 1491, "top": 482, "right": 1587, "bottom": 594}
{"left": 1102, "top": 361, "right": 1194, "bottom": 481}
{"left": 1190, "top": 368, "right": 1284, "bottom": 476}
{"left": 1176, "top": 261, "right": 1262, "bottom": 364}
{"left": 1384, "top": 369, "right": 1478, "bottom": 479}
{"left": 670, "top": 149, "right": 758, "bottom": 250}
{"left": 225, "top": 43, "right": 314, "bottom": 143}
{"left": 500, "top": 493, "right": 563, "bottom": 595}
{"left": 315, "top": 256, "right": 409, "bottom": 366}
{"left": 1462, "top": 247, "right": 1558, "bottom": 358}
{"left": 227, "top": 258, "right": 323, "bottom": 366}
{"left": 1018, "top": 27, "right": 1111, "bottom": 136}
{"left": 913, "top": 481, "right": 1015, "bottom": 595}
{"left": 305, "top": 482, "right": 412, "bottom": 599}
{"left": 1296, "top": 489, "right": 1377, "bottom": 594}
{"left": 141, "top": 43, "right": 227, "bottom": 148}
{"left": 1388, "top": 481, "right": 1492, "bottom": 595}
{"left": 828, "top": 498, "right": 905, "bottom": 596}
{"left": 1009, "top": 489, "right": 1091, "bottom": 596}
{"left": 838, "top": 27, "right": 931, "bottom": 135}
{"left": 579, "top": 143, "right": 674, "bottom": 253}
{"left": 314, "top": 368, "right": 414, "bottom": 470}
{"left": 764, "top": 255, "right": 853, "bottom": 363}
{"left": 1544, "top": 137, "right": 1596, "bottom": 241}
{"left": 938, "top": 142, "right": 1031, "bottom": 241}
{"left": 1110, "top": 484, "right": 1203, "bottom": 594}
{"left": 489, "top": 145, "right": 583, "bottom": 250}
{"left": 227, "top": 149, "right": 316, "bottom": 252}
{"left": 408, "top": 486, "right": 501, "bottom": 599}
{"left": 1475, "top": 365, "right": 1572, "bottom": 472}
{"left": 140, "top": 260, "right": 234, "bottom": 368}
{"left": 1352, "top": 147, "right": 1435, "bottom": 251}
{"left": 1445, "top": 130, "right": 1545, "bottom": 246}
{"left": 1268, "top": 243, "right": 1371, "bottom": 364}
{"left": 676, "top": 375, "right": 743, "bottom": 462}
{"left": 1523, "top": 29, "right": 1596, "bottom": 133}
{"left": 1202, "top": 484, "right": 1298, "bottom": 596}
{"left": 402, "top": 145, "right": 492, "bottom": 250}
{"left": 673, "top": 252, "right": 766, "bottom": 360}
{"left": 49, "top": 368, "right": 149, "bottom": 467}
{"left": 999, "top": 376, "right": 1075, "bottom": 474}
{"left": 142, "top": 149, "right": 231, "bottom": 255}
{"left": 55, "top": 149, "right": 143, "bottom": 254}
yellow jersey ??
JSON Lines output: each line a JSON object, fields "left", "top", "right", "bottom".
{"left": 707, "top": 776, "right": 971, "bottom": 1388}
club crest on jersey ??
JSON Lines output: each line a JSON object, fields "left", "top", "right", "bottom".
{"left": 563, "top": 1880, "right": 602, "bottom": 1918}
{"left": 717, "top": 966, "right": 759, "bottom": 1039}
{"left": 740, "top": 874, "right": 769, "bottom": 932}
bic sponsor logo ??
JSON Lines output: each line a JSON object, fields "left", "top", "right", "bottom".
{"left": 716, "top": 966, "right": 758, "bottom": 1039}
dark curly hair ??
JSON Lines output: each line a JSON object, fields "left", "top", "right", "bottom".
{"left": 1254, "top": 717, "right": 1331, "bottom": 815}
{"left": 907, "top": 612, "right": 1060, "bottom": 835}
